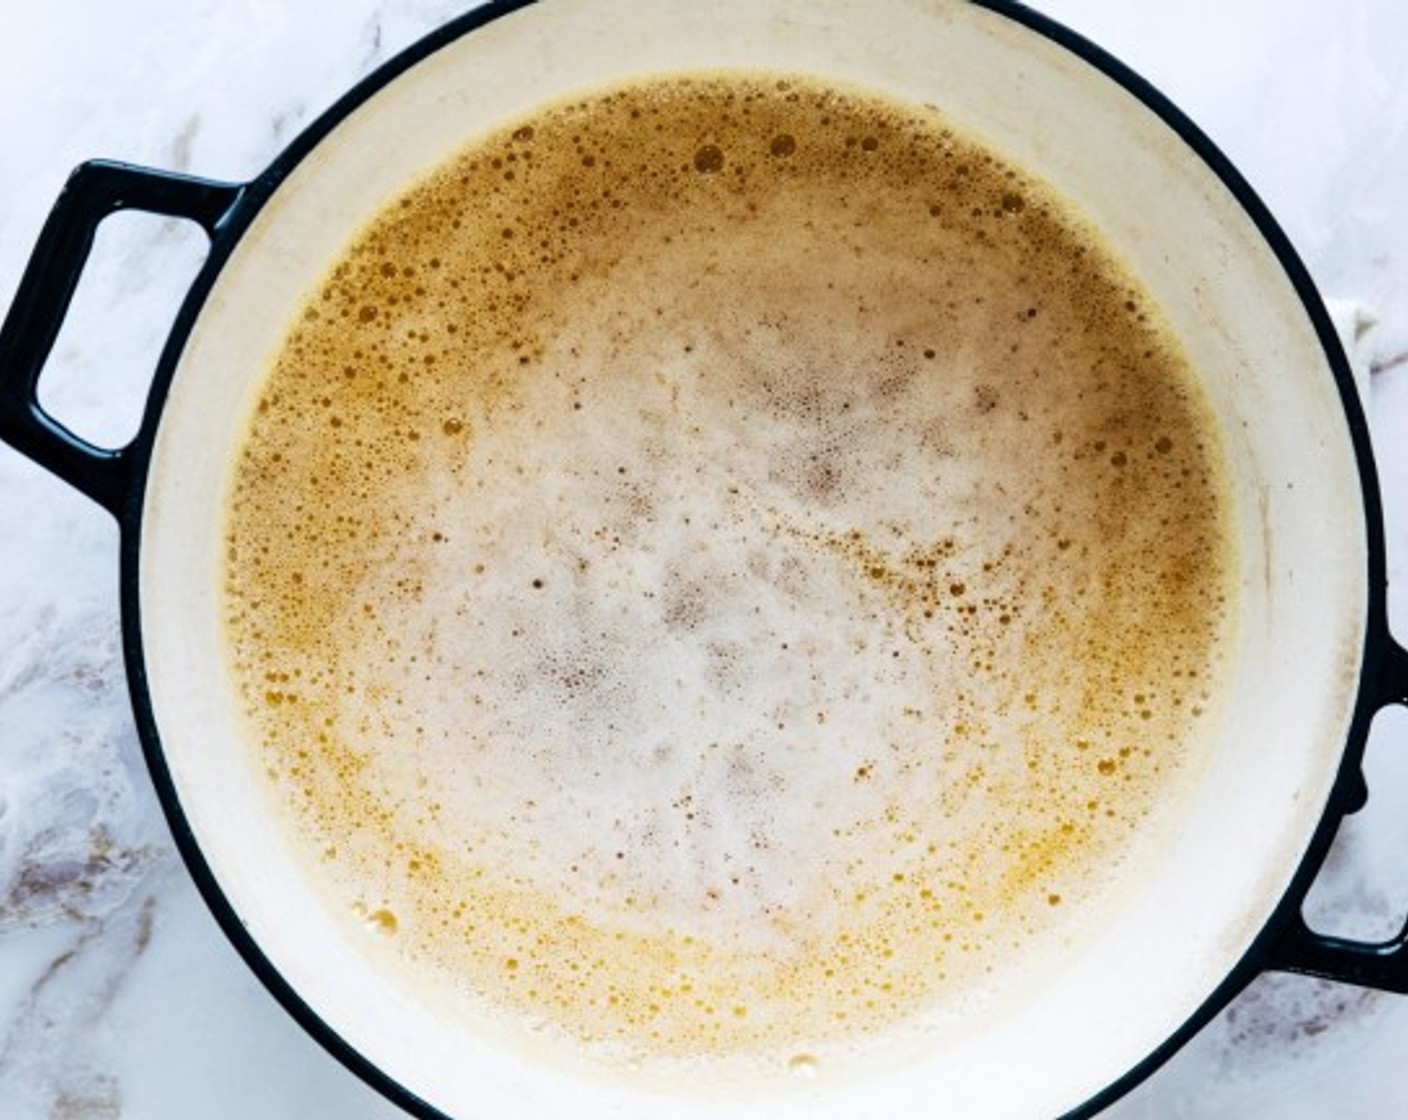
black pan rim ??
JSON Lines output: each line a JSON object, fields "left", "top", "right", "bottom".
{"left": 114, "top": 2, "right": 1388, "bottom": 1118}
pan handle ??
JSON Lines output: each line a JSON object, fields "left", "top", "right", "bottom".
{"left": 1264, "top": 635, "right": 1408, "bottom": 992}
{"left": 0, "top": 160, "right": 245, "bottom": 516}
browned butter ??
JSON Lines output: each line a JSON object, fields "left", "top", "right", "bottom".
{"left": 222, "top": 72, "right": 1234, "bottom": 1081}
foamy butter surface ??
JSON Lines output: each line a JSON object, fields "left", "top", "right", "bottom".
{"left": 223, "top": 74, "right": 1234, "bottom": 1083}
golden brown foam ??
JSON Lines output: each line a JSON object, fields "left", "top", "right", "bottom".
{"left": 222, "top": 73, "right": 1234, "bottom": 1082}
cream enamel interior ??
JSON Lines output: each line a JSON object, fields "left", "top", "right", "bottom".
{"left": 138, "top": 1, "right": 1367, "bottom": 1117}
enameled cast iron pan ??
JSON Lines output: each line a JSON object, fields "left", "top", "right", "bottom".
{"left": 2, "top": 1, "right": 1406, "bottom": 1117}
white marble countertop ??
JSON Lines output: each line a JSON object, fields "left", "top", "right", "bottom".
{"left": 2, "top": 2, "right": 1407, "bottom": 1117}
